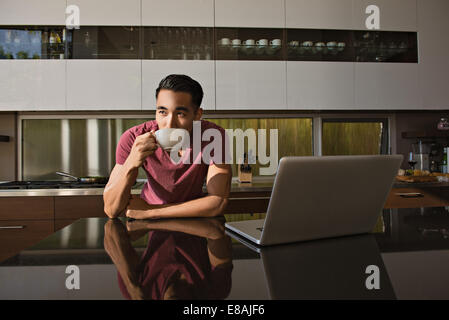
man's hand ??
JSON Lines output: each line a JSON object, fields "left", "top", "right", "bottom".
{"left": 125, "top": 131, "right": 159, "bottom": 170}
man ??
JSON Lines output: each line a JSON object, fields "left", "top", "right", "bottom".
{"left": 103, "top": 74, "right": 232, "bottom": 219}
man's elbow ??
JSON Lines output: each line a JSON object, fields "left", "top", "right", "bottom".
{"left": 209, "top": 196, "right": 229, "bottom": 217}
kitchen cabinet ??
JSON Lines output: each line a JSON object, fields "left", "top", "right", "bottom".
{"left": 0, "top": 219, "right": 54, "bottom": 263}
{"left": 384, "top": 188, "right": 449, "bottom": 209}
{"left": 55, "top": 196, "right": 105, "bottom": 219}
{"left": 287, "top": 61, "right": 354, "bottom": 109}
{"left": 417, "top": 0, "right": 449, "bottom": 110}
{"left": 0, "top": 197, "right": 53, "bottom": 220}
{"left": 0, "top": 60, "right": 65, "bottom": 111}
{"left": 142, "top": 60, "right": 215, "bottom": 110}
{"left": 215, "top": 0, "right": 285, "bottom": 28}
{"left": 67, "top": 0, "right": 140, "bottom": 26}
{"left": 215, "top": 60, "right": 287, "bottom": 110}
{"left": 142, "top": 0, "right": 214, "bottom": 27}
{"left": 286, "top": 0, "right": 353, "bottom": 30}
{"left": 0, "top": 0, "right": 66, "bottom": 25}
{"left": 66, "top": 60, "right": 141, "bottom": 110}
{"left": 355, "top": 63, "right": 419, "bottom": 109}
{"left": 353, "top": 0, "right": 417, "bottom": 31}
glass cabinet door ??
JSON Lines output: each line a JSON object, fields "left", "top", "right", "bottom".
{"left": 353, "top": 31, "right": 418, "bottom": 63}
{"left": 70, "top": 26, "right": 140, "bottom": 59}
{"left": 143, "top": 27, "right": 214, "bottom": 60}
{"left": 215, "top": 27, "right": 284, "bottom": 61}
{"left": 0, "top": 26, "right": 66, "bottom": 59}
{"left": 286, "top": 29, "right": 354, "bottom": 62}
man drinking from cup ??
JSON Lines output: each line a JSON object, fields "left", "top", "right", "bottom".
{"left": 103, "top": 74, "right": 231, "bottom": 219}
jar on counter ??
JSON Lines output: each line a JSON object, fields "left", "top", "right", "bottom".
{"left": 437, "top": 118, "right": 449, "bottom": 130}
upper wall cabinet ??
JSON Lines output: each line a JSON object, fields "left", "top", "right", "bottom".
{"left": 142, "top": 60, "right": 215, "bottom": 110}
{"left": 0, "top": 0, "right": 66, "bottom": 25}
{"left": 66, "top": 60, "right": 141, "bottom": 110}
{"left": 67, "top": 0, "right": 140, "bottom": 26}
{"left": 142, "top": 0, "right": 214, "bottom": 27}
{"left": 286, "top": 0, "right": 353, "bottom": 30}
{"left": 353, "top": 0, "right": 417, "bottom": 31}
{"left": 0, "top": 60, "right": 65, "bottom": 111}
{"left": 215, "top": 0, "right": 285, "bottom": 28}
{"left": 417, "top": 0, "right": 449, "bottom": 109}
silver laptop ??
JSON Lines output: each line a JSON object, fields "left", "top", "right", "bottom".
{"left": 225, "top": 155, "right": 403, "bottom": 246}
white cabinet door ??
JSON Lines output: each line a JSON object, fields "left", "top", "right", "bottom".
{"left": 0, "top": 60, "right": 65, "bottom": 111}
{"left": 142, "top": 0, "right": 214, "bottom": 27}
{"left": 355, "top": 63, "right": 419, "bottom": 109}
{"left": 286, "top": 0, "right": 353, "bottom": 30}
{"left": 0, "top": 0, "right": 66, "bottom": 25}
{"left": 142, "top": 60, "right": 215, "bottom": 110}
{"left": 417, "top": 0, "right": 449, "bottom": 109}
{"left": 287, "top": 62, "right": 354, "bottom": 109}
{"left": 215, "top": 0, "right": 285, "bottom": 28}
{"left": 216, "top": 61, "right": 286, "bottom": 110}
{"left": 67, "top": 0, "right": 140, "bottom": 25}
{"left": 67, "top": 60, "right": 141, "bottom": 110}
{"left": 33, "top": 60, "right": 66, "bottom": 110}
{"left": 353, "top": 0, "right": 417, "bottom": 31}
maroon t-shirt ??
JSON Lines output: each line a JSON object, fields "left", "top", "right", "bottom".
{"left": 116, "top": 120, "right": 227, "bottom": 204}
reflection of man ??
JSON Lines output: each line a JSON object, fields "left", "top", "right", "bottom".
{"left": 103, "top": 74, "right": 232, "bottom": 219}
{"left": 103, "top": 218, "right": 233, "bottom": 300}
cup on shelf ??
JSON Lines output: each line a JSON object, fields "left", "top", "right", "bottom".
{"left": 242, "top": 39, "right": 255, "bottom": 54}
{"left": 218, "top": 37, "right": 231, "bottom": 46}
{"left": 256, "top": 39, "right": 268, "bottom": 54}
{"left": 315, "top": 42, "right": 325, "bottom": 53}
{"left": 337, "top": 42, "right": 346, "bottom": 52}
{"left": 302, "top": 41, "right": 314, "bottom": 53}
{"left": 270, "top": 39, "right": 282, "bottom": 47}
{"left": 232, "top": 38, "right": 242, "bottom": 48}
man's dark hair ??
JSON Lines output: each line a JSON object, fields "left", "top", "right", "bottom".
{"left": 155, "top": 74, "right": 203, "bottom": 110}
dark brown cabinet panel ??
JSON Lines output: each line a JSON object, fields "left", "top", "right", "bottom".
{"left": 0, "top": 197, "right": 53, "bottom": 220}
{"left": 54, "top": 195, "right": 106, "bottom": 219}
{"left": 0, "top": 219, "right": 54, "bottom": 263}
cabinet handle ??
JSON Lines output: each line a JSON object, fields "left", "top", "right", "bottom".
{"left": 0, "top": 225, "right": 25, "bottom": 230}
{"left": 395, "top": 193, "right": 424, "bottom": 198}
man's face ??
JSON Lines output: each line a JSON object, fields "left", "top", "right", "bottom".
{"left": 155, "top": 89, "right": 202, "bottom": 132}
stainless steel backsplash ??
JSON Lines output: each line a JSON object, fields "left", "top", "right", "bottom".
{"left": 22, "top": 118, "right": 151, "bottom": 180}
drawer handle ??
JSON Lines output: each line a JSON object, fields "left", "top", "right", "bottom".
{"left": 0, "top": 225, "right": 25, "bottom": 230}
{"left": 396, "top": 193, "right": 424, "bottom": 198}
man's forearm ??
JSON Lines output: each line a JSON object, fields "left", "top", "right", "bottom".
{"left": 127, "top": 195, "right": 228, "bottom": 220}
{"left": 103, "top": 163, "right": 138, "bottom": 218}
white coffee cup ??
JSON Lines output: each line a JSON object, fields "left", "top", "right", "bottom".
{"left": 218, "top": 38, "right": 231, "bottom": 46}
{"left": 232, "top": 38, "right": 241, "bottom": 49}
{"left": 270, "top": 39, "right": 282, "bottom": 46}
{"left": 244, "top": 39, "right": 255, "bottom": 46}
{"left": 326, "top": 41, "right": 337, "bottom": 48}
{"left": 155, "top": 128, "right": 189, "bottom": 151}
{"left": 256, "top": 39, "right": 268, "bottom": 46}
{"left": 315, "top": 42, "right": 325, "bottom": 51}
{"left": 289, "top": 40, "right": 299, "bottom": 47}
{"left": 337, "top": 42, "right": 346, "bottom": 51}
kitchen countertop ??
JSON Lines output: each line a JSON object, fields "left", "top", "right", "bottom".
{"left": 0, "top": 177, "right": 448, "bottom": 197}
{"left": 1, "top": 206, "right": 449, "bottom": 299}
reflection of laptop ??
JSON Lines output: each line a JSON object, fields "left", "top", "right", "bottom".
{"left": 225, "top": 155, "right": 403, "bottom": 246}
{"left": 226, "top": 230, "right": 396, "bottom": 299}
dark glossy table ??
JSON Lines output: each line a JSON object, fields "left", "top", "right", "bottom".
{"left": 1, "top": 207, "right": 449, "bottom": 300}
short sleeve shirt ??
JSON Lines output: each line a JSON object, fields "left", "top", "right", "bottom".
{"left": 116, "top": 120, "right": 228, "bottom": 205}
